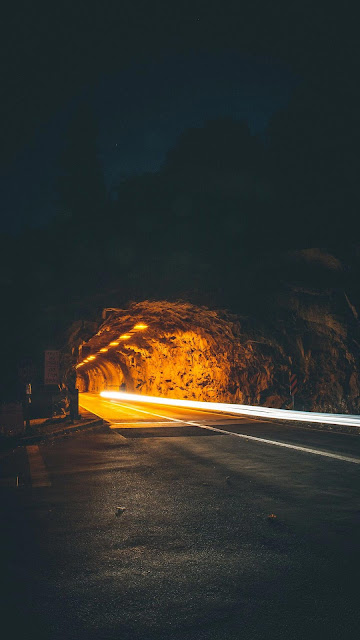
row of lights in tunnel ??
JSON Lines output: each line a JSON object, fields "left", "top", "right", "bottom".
{"left": 75, "top": 323, "right": 148, "bottom": 369}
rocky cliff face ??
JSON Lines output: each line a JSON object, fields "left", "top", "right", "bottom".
{"left": 274, "top": 286, "right": 360, "bottom": 413}
{"left": 74, "top": 251, "right": 360, "bottom": 414}
{"left": 248, "top": 248, "right": 360, "bottom": 413}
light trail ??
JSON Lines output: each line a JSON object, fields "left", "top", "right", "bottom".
{"left": 100, "top": 391, "right": 360, "bottom": 428}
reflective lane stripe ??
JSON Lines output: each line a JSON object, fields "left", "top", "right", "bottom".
{"left": 192, "top": 424, "right": 360, "bottom": 464}
{"left": 26, "top": 445, "right": 51, "bottom": 487}
{"left": 112, "top": 401, "right": 360, "bottom": 465}
{"left": 109, "top": 421, "right": 180, "bottom": 428}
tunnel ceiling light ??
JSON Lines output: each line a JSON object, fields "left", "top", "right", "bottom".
{"left": 88, "top": 355, "right": 96, "bottom": 360}
{"left": 133, "top": 323, "right": 148, "bottom": 330}
{"left": 100, "top": 348, "right": 108, "bottom": 352}
{"left": 75, "top": 363, "right": 84, "bottom": 368}
{"left": 119, "top": 334, "right": 131, "bottom": 340}
{"left": 109, "top": 341, "right": 119, "bottom": 346}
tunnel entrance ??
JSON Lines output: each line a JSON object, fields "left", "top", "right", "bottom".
{"left": 77, "top": 357, "right": 133, "bottom": 394}
{"left": 75, "top": 300, "right": 289, "bottom": 407}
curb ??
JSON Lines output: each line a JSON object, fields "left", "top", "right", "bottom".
{"left": 18, "top": 417, "right": 106, "bottom": 446}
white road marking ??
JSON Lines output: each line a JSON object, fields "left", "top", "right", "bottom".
{"left": 109, "top": 421, "right": 178, "bottom": 428}
{"left": 26, "top": 445, "right": 51, "bottom": 487}
{"left": 108, "top": 401, "right": 360, "bottom": 465}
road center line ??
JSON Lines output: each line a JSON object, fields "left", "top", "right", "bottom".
{"left": 26, "top": 445, "right": 51, "bottom": 487}
{"left": 110, "top": 401, "right": 360, "bottom": 465}
{"left": 109, "top": 421, "right": 177, "bottom": 428}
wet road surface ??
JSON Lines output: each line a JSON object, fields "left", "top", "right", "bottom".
{"left": 1, "top": 393, "right": 360, "bottom": 639}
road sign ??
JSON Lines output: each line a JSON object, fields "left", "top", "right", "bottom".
{"left": 44, "top": 350, "right": 60, "bottom": 385}
{"left": 290, "top": 373, "right": 298, "bottom": 396}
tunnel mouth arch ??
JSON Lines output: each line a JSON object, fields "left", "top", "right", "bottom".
{"left": 75, "top": 300, "right": 290, "bottom": 407}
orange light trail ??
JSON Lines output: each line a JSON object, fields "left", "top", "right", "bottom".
{"left": 100, "top": 390, "right": 360, "bottom": 428}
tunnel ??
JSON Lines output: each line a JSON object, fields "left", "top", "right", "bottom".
{"left": 76, "top": 300, "right": 290, "bottom": 407}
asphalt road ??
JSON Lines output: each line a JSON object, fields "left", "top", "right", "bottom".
{"left": 1, "top": 393, "right": 360, "bottom": 640}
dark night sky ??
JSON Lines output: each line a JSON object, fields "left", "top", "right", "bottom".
{"left": 1, "top": 1, "right": 356, "bottom": 233}
{"left": 1, "top": 1, "right": 359, "bottom": 403}
{"left": 1, "top": 51, "right": 298, "bottom": 232}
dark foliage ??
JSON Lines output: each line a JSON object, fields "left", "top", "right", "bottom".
{"left": 57, "top": 103, "right": 106, "bottom": 229}
{"left": 1, "top": 81, "right": 360, "bottom": 403}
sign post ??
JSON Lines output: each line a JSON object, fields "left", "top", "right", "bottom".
{"left": 23, "top": 383, "right": 32, "bottom": 429}
{"left": 290, "top": 373, "right": 298, "bottom": 409}
{"left": 18, "top": 360, "right": 35, "bottom": 429}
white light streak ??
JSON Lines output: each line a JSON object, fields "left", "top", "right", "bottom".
{"left": 100, "top": 391, "right": 360, "bottom": 428}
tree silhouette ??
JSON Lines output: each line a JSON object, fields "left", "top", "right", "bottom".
{"left": 164, "top": 117, "right": 262, "bottom": 175}
{"left": 267, "top": 81, "right": 360, "bottom": 249}
{"left": 57, "top": 102, "right": 106, "bottom": 229}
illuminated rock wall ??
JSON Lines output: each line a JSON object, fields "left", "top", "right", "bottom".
{"left": 76, "top": 292, "right": 360, "bottom": 413}
{"left": 76, "top": 301, "right": 289, "bottom": 407}
{"left": 73, "top": 247, "right": 360, "bottom": 413}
